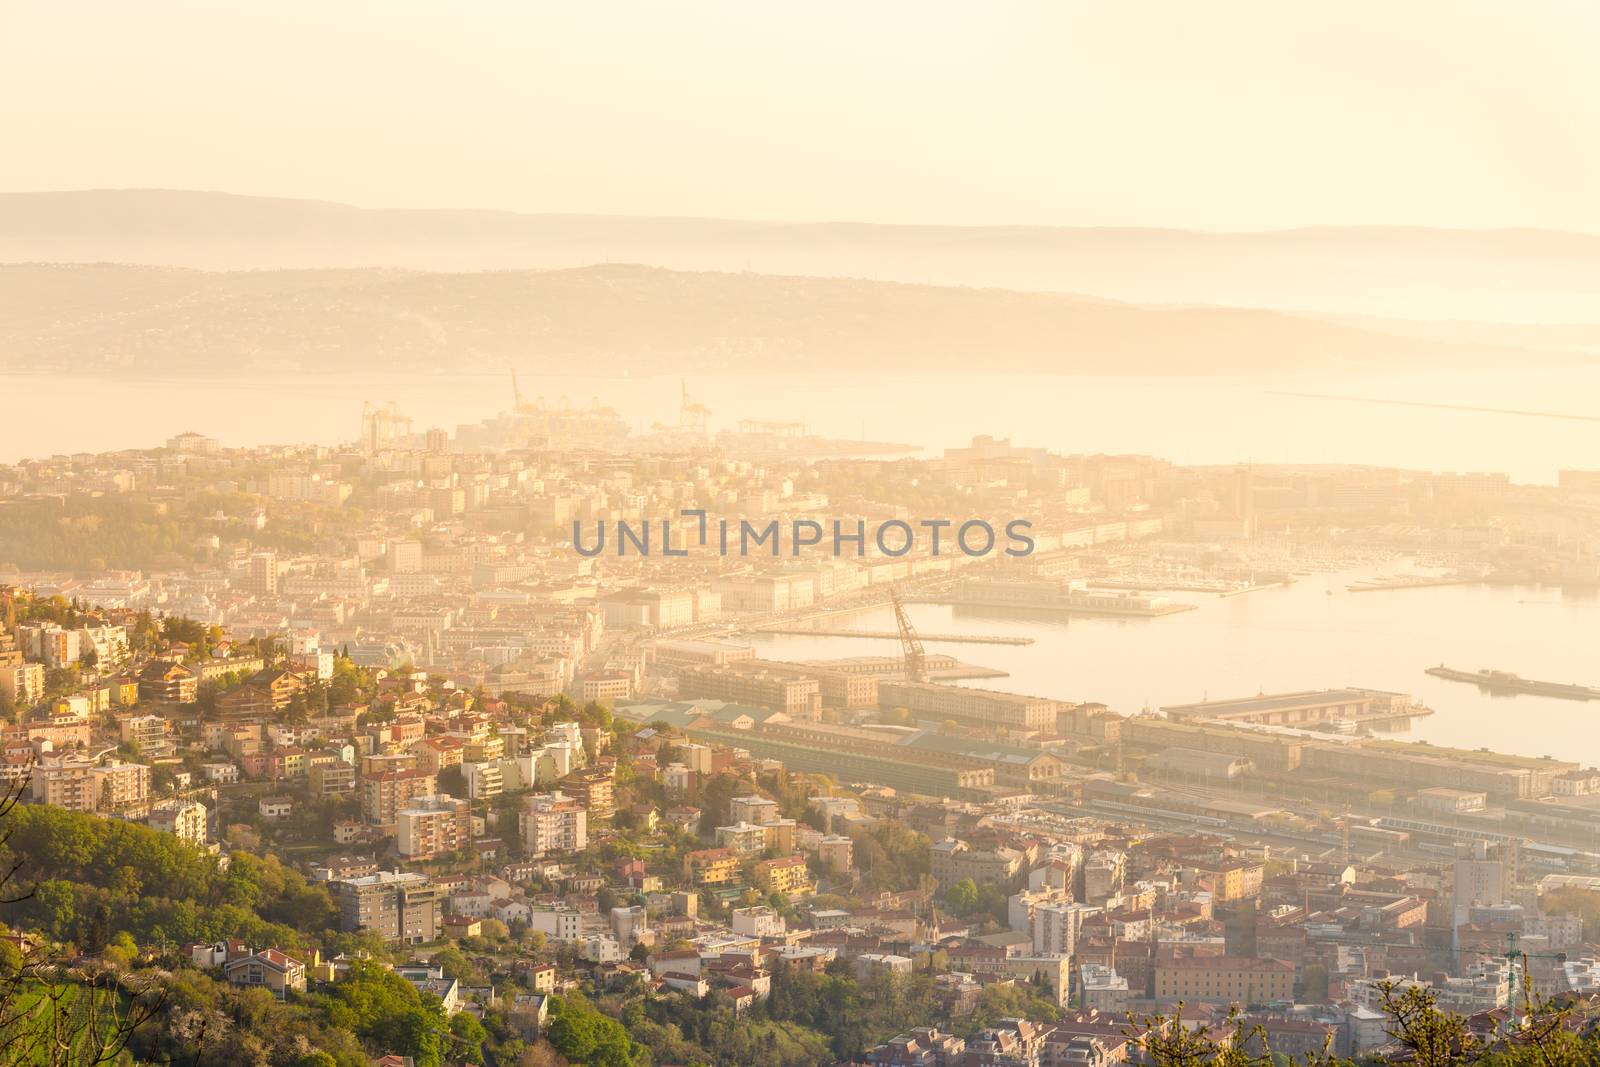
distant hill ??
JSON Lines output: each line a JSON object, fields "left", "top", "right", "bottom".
{"left": 0, "top": 261, "right": 1582, "bottom": 379}
{"left": 6, "top": 189, "right": 1600, "bottom": 320}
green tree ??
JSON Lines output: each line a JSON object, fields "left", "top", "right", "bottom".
{"left": 945, "top": 878, "right": 979, "bottom": 913}
{"left": 546, "top": 994, "right": 644, "bottom": 1067}
{"left": 449, "top": 1011, "right": 489, "bottom": 1065}
{"left": 325, "top": 962, "right": 445, "bottom": 1067}
{"left": 33, "top": 880, "right": 77, "bottom": 942}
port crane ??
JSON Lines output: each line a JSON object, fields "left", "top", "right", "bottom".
{"left": 511, "top": 369, "right": 543, "bottom": 414}
{"left": 679, "top": 379, "right": 711, "bottom": 433}
{"left": 890, "top": 585, "right": 927, "bottom": 683}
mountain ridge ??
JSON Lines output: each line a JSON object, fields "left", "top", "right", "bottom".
{"left": 7, "top": 188, "right": 1600, "bottom": 241}
{"left": 0, "top": 260, "right": 1589, "bottom": 380}
{"left": 9, "top": 189, "right": 1600, "bottom": 321}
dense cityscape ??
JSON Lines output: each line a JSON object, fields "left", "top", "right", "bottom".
{"left": 2, "top": 395, "right": 1600, "bottom": 1065}
{"left": 9, "top": 4, "right": 1600, "bottom": 1065}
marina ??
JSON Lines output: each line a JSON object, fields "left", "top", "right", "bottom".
{"left": 746, "top": 566, "right": 1600, "bottom": 766}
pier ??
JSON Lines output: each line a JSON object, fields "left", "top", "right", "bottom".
{"left": 1218, "top": 582, "right": 1286, "bottom": 599}
{"left": 1089, "top": 579, "right": 1283, "bottom": 598}
{"left": 750, "top": 628, "right": 1034, "bottom": 645}
{"left": 1347, "top": 577, "right": 1475, "bottom": 593}
{"left": 1425, "top": 665, "right": 1600, "bottom": 701}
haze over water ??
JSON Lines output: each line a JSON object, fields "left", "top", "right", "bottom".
{"left": 4, "top": 365, "right": 1599, "bottom": 483}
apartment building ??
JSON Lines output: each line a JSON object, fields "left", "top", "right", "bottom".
{"left": 309, "top": 760, "right": 356, "bottom": 796}
{"left": 928, "top": 838, "right": 1025, "bottom": 890}
{"left": 753, "top": 854, "right": 814, "bottom": 897}
{"left": 526, "top": 906, "right": 584, "bottom": 942}
{"left": 463, "top": 760, "right": 504, "bottom": 801}
{"left": 17, "top": 623, "right": 80, "bottom": 668}
{"left": 88, "top": 761, "right": 150, "bottom": 811}
{"left": 120, "top": 713, "right": 170, "bottom": 753}
{"left": 397, "top": 794, "right": 472, "bottom": 860}
{"left": 32, "top": 757, "right": 150, "bottom": 814}
{"left": 684, "top": 848, "right": 740, "bottom": 887}
{"left": 729, "top": 795, "right": 781, "bottom": 825}
{"left": 1154, "top": 957, "right": 1295, "bottom": 1006}
{"left": 520, "top": 792, "right": 588, "bottom": 856}
{"left": 147, "top": 800, "right": 208, "bottom": 848}
{"left": 334, "top": 871, "right": 440, "bottom": 944}
{"left": 138, "top": 661, "right": 198, "bottom": 704}
{"left": 242, "top": 668, "right": 306, "bottom": 712}
{"left": 31, "top": 756, "right": 97, "bottom": 811}
{"left": 1186, "top": 858, "right": 1265, "bottom": 902}
{"left": 559, "top": 768, "right": 615, "bottom": 820}
{"left": 410, "top": 736, "right": 465, "bottom": 776}
{"left": 248, "top": 552, "right": 280, "bottom": 595}
{"left": 1084, "top": 851, "right": 1127, "bottom": 901}
{"left": 1033, "top": 902, "right": 1098, "bottom": 957}
{"left": 76, "top": 624, "right": 129, "bottom": 669}
{"left": 360, "top": 768, "right": 438, "bottom": 831}
{"left": 715, "top": 822, "right": 770, "bottom": 858}
{"left": 195, "top": 656, "right": 266, "bottom": 684}
{"left": 1079, "top": 964, "right": 1133, "bottom": 1013}
{"left": 0, "top": 662, "right": 45, "bottom": 708}
{"left": 576, "top": 671, "right": 634, "bottom": 703}
{"left": 818, "top": 835, "right": 854, "bottom": 874}
{"left": 731, "top": 906, "right": 786, "bottom": 938}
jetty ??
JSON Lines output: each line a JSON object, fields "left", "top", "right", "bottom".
{"left": 753, "top": 628, "right": 1033, "bottom": 646}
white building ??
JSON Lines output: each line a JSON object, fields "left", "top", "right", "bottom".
{"left": 258, "top": 796, "right": 294, "bottom": 819}
{"left": 147, "top": 800, "right": 208, "bottom": 848}
{"left": 611, "top": 905, "right": 649, "bottom": 946}
{"left": 526, "top": 906, "right": 584, "bottom": 942}
{"left": 730, "top": 795, "right": 781, "bottom": 825}
{"left": 463, "top": 760, "right": 504, "bottom": 800}
{"left": 520, "top": 792, "right": 588, "bottom": 856}
{"left": 1079, "top": 964, "right": 1131, "bottom": 1012}
{"left": 731, "top": 906, "right": 786, "bottom": 939}
{"left": 1033, "top": 902, "right": 1097, "bottom": 957}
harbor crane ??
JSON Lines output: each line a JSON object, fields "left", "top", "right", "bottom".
{"left": 680, "top": 379, "right": 711, "bottom": 433}
{"left": 511, "top": 368, "right": 542, "bottom": 414}
{"left": 890, "top": 585, "right": 927, "bottom": 684}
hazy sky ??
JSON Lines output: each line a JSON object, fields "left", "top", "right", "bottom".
{"left": 4, "top": 1, "right": 1598, "bottom": 230}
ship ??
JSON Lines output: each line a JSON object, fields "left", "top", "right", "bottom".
{"left": 1424, "top": 665, "right": 1600, "bottom": 701}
